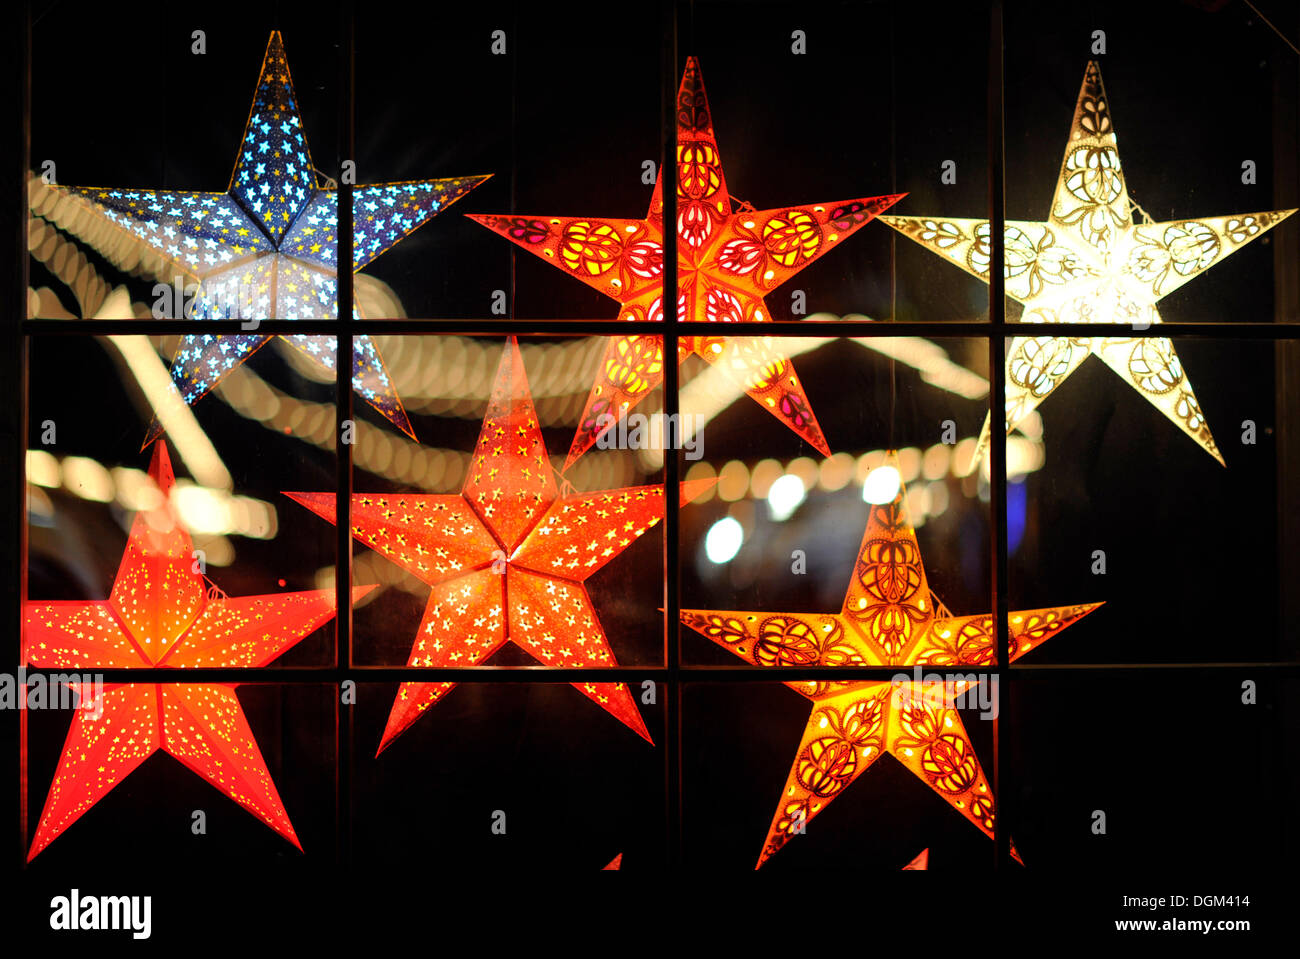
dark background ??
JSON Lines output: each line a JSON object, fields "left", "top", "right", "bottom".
{"left": 6, "top": 0, "right": 1300, "bottom": 944}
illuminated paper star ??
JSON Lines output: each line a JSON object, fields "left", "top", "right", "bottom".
{"left": 58, "top": 31, "right": 488, "bottom": 443}
{"left": 882, "top": 61, "right": 1295, "bottom": 466}
{"left": 22, "top": 442, "right": 371, "bottom": 859}
{"left": 902, "top": 848, "right": 929, "bottom": 870}
{"left": 681, "top": 453, "right": 1102, "bottom": 867}
{"left": 470, "top": 58, "right": 902, "bottom": 466}
{"left": 289, "top": 337, "right": 710, "bottom": 753}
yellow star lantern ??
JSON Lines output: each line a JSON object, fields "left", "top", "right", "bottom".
{"left": 681, "top": 453, "right": 1102, "bottom": 867}
{"left": 470, "top": 58, "right": 902, "bottom": 465}
{"left": 882, "top": 62, "right": 1295, "bottom": 466}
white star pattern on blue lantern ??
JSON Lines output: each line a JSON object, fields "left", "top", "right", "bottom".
{"left": 59, "top": 31, "right": 490, "bottom": 443}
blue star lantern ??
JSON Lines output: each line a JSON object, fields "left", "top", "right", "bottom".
{"left": 61, "top": 31, "right": 490, "bottom": 443}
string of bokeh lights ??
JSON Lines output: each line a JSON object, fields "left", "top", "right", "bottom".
{"left": 26, "top": 171, "right": 1043, "bottom": 590}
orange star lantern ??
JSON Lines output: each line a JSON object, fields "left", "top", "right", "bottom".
{"left": 470, "top": 58, "right": 903, "bottom": 465}
{"left": 681, "top": 453, "right": 1102, "bottom": 867}
{"left": 22, "top": 442, "right": 369, "bottom": 860}
{"left": 289, "top": 337, "right": 710, "bottom": 753}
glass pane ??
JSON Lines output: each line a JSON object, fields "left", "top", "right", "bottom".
{"left": 683, "top": 680, "right": 997, "bottom": 870}
{"left": 353, "top": 4, "right": 510, "bottom": 319}
{"left": 1010, "top": 673, "right": 1285, "bottom": 874}
{"left": 352, "top": 681, "right": 664, "bottom": 868}
{"left": 26, "top": 333, "right": 339, "bottom": 667}
{"left": 344, "top": 335, "right": 668, "bottom": 667}
{"left": 1005, "top": 336, "right": 1297, "bottom": 664}
{"left": 680, "top": 335, "right": 994, "bottom": 666}
{"left": 24, "top": 683, "right": 337, "bottom": 865}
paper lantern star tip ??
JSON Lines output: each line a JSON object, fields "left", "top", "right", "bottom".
{"left": 624, "top": 708, "right": 654, "bottom": 745}
{"left": 394, "top": 417, "right": 419, "bottom": 442}
{"left": 680, "top": 477, "right": 717, "bottom": 505}
{"left": 140, "top": 417, "right": 165, "bottom": 450}
{"left": 375, "top": 723, "right": 407, "bottom": 758}
{"left": 282, "top": 490, "right": 338, "bottom": 525}
{"left": 902, "top": 848, "right": 930, "bottom": 870}
{"left": 148, "top": 439, "right": 177, "bottom": 491}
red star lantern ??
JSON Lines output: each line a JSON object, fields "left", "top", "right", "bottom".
{"left": 22, "top": 442, "right": 369, "bottom": 860}
{"left": 470, "top": 58, "right": 903, "bottom": 466}
{"left": 681, "top": 452, "right": 1103, "bottom": 867}
{"left": 288, "top": 337, "right": 711, "bottom": 753}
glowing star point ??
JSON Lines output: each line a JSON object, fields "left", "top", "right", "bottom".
{"left": 469, "top": 58, "right": 902, "bottom": 466}
{"left": 882, "top": 62, "right": 1295, "bottom": 467}
{"left": 287, "top": 337, "right": 711, "bottom": 754}
{"left": 22, "top": 441, "right": 370, "bottom": 860}
{"left": 58, "top": 31, "right": 489, "bottom": 445}
{"left": 680, "top": 451, "right": 1102, "bottom": 867}
{"left": 902, "top": 848, "right": 930, "bottom": 870}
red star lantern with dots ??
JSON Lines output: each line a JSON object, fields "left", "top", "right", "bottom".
{"left": 289, "top": 337, "right": 710, "bottom": 753}
{"left": 22, "top": 442, "right": 370, "bottom": 860}
{"left": 470, "top": 58, "right": 903, "bottom": 466}
{"left": 681, "top": 452, "right": 1103, "bottom": 867}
